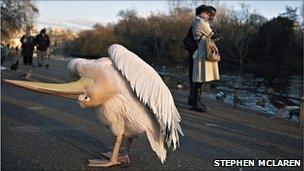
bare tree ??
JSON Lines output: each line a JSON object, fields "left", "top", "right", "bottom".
{"left": 190, "top": 0, "right": 219, "bottom": 8}
{"left": 218, "top": 3, "right": 261, "bottom": 73}
{"left": 280, "top": 6, "right": 298, "bottom": 22}
{"left": 301, "top": 2, "right": 304, "bottom": 26}
{"left": 168, "top": 0, "right": 219, "bottom": 12}
{"left": 168, "top": 0, "right": 184, "bottom": 11}
{"left": 1, "top": 0, "right": 39, "bottom": 42}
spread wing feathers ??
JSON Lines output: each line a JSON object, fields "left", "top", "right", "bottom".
{"left": 108, "top": 44, "right": 183, "bottom": 150}
{"left": 66, "top": 58, "right": 95, "bottom": 81}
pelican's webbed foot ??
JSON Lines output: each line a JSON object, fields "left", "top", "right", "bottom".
{"left": 87, "top": 135, "right": 130, "bottom": 167}
{"left": 101, "top": 152, "right": 130, "bottom": 163}
{"left": 87, "top": 159, "right": 121, "bottom": 167}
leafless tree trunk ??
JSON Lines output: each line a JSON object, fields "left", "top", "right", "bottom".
{"left": 221, "top": 3, "right": 255, "bottom": 74}
{"left": 168, "top": 0, "right": 219, "bottom": 11}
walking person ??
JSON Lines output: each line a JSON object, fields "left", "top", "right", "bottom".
{"left": 189, "top": 5, "right": 220, "bottom": 112}
{"left": 20, "top": 27, "right": 35, "bottom": 79}
{"left": 34, "top": 28, "right": 50, "bottom": 68}
{"left": 1, "top": 43, "right": 10, "bottom": 70}
{"left": 9, "top": 46, "right": 20, "bottom": 71}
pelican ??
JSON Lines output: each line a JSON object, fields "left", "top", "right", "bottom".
{"left": 4, "top": 44, "right": 183, "bottom": 167}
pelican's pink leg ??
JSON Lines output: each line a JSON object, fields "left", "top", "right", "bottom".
{"left": 100, "top": 137, "right": 133, "bottom": 164}
{"left": 87, "top": 135, "right": 123, "bottom": 167}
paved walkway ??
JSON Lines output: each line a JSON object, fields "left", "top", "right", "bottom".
{"left": 1, "top": 58, "right": 303, "bottom": 170}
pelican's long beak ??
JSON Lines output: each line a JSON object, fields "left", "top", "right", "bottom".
{"left": 3, "top": 77, "right": 94, "bottom": 100}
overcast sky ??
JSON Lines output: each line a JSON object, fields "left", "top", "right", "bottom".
{"left": 36, "top": 1, "right": 302, "bottom": 31}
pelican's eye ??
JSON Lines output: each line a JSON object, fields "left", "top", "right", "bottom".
{"left": 78, "top": 94, "right": 91, "bottom": 102}
{"left": 84, "top": 96, "right": 90, "bottom": 101}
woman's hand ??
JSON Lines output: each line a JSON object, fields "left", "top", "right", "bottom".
{"left": 211, "top": 31, "right": 221, "bottom": 41}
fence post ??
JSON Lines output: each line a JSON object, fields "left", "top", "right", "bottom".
{"left": 300, "top": 96, "right": 304, "bottom": 128}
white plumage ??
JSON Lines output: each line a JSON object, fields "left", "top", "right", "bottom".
{"left": 68, "top": 44, "right": 183, "bottom": 164}
{"left": 108, "top": 44, "right": 183, "bottom": 148}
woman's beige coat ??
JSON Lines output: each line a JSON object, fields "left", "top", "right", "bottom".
{"left": 192, "top": 16, "right": 220, "bottom": 83}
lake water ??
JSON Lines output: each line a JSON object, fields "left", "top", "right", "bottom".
{"left": 208, "top": 74, "right": 302, "bottom": 116}
{"left": 158, "top": 67, "right": 302, "bottom": 120}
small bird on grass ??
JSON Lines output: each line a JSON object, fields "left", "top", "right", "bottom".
{"left": 215, "top": 91, "right": 226, "bottom": 101}
{"left": 233, "top": 86, "right": 240, "bottom": 109}
{"left": 266, "top": 88, "right": 299, "bottom": 118}
{"left": 176, "top": 83, "right": 183, "bottom": 90}
{"left": 256, "top": 98, "right": 267, "bottom": 108}
{"left": 10, "top": 60, "right": 19, "bottom": 70}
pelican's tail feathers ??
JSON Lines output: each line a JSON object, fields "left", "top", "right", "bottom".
{"left": 146, "top": 130, "right": 166, "bottom": 163}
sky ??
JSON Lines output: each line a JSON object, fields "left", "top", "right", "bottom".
{"left": 36, "top": 1, "right": 302, "bottom": 31}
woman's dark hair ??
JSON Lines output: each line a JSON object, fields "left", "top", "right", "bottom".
{"left": 196, "top": 5, "right": 217, "bottom": 16}
{"left": 208, "top": 6, "right": 217, "bottom": 17}
{"left": 195, "top": 5, "right": 208, "bottom": 15}
{"left": 40, "top": 28, "right": 46, "bottom": 34}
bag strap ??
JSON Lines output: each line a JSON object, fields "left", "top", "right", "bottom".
{"left": 196, "top": 34, "right": 204, "bottom": 46}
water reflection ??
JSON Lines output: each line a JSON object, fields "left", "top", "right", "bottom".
{"left": 159, "top": 67, "right": 302, "bottom": 120}
{"left": 208, "top": 73, "right": 302, "bottom": 119}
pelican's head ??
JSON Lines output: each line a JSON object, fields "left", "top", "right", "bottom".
{"left": 4, "top": 57, "right": 118, "bottom": 108}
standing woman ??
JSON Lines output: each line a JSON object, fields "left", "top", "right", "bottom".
{"left": 191, "top": 5, "right": 220, "bottom": 112}
{"left": 20, "top": 26, "right": 35, "bottom": 79}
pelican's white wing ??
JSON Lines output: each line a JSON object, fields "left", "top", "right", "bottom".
{"left": 108, "top": 44, "right": 183, "bottom": 149}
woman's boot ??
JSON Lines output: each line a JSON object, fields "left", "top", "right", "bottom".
{"left": 191, "top": 83, "right": 207, "bottom": 112}
{"left": 188, "top": 83, "right": 194, "bottom": 106}
{"left": 197, "top": 84, "right": 207, "bottom": 108}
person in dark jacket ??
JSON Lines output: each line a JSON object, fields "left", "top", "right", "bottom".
{"left": 20, "top": 27, "right": 35, "bottom": 79}
{"left": 1, "top": 43, "right": 10, "bottom": 65}
{"left": 34, "top": 28, "right": 50, "bottom": 68}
